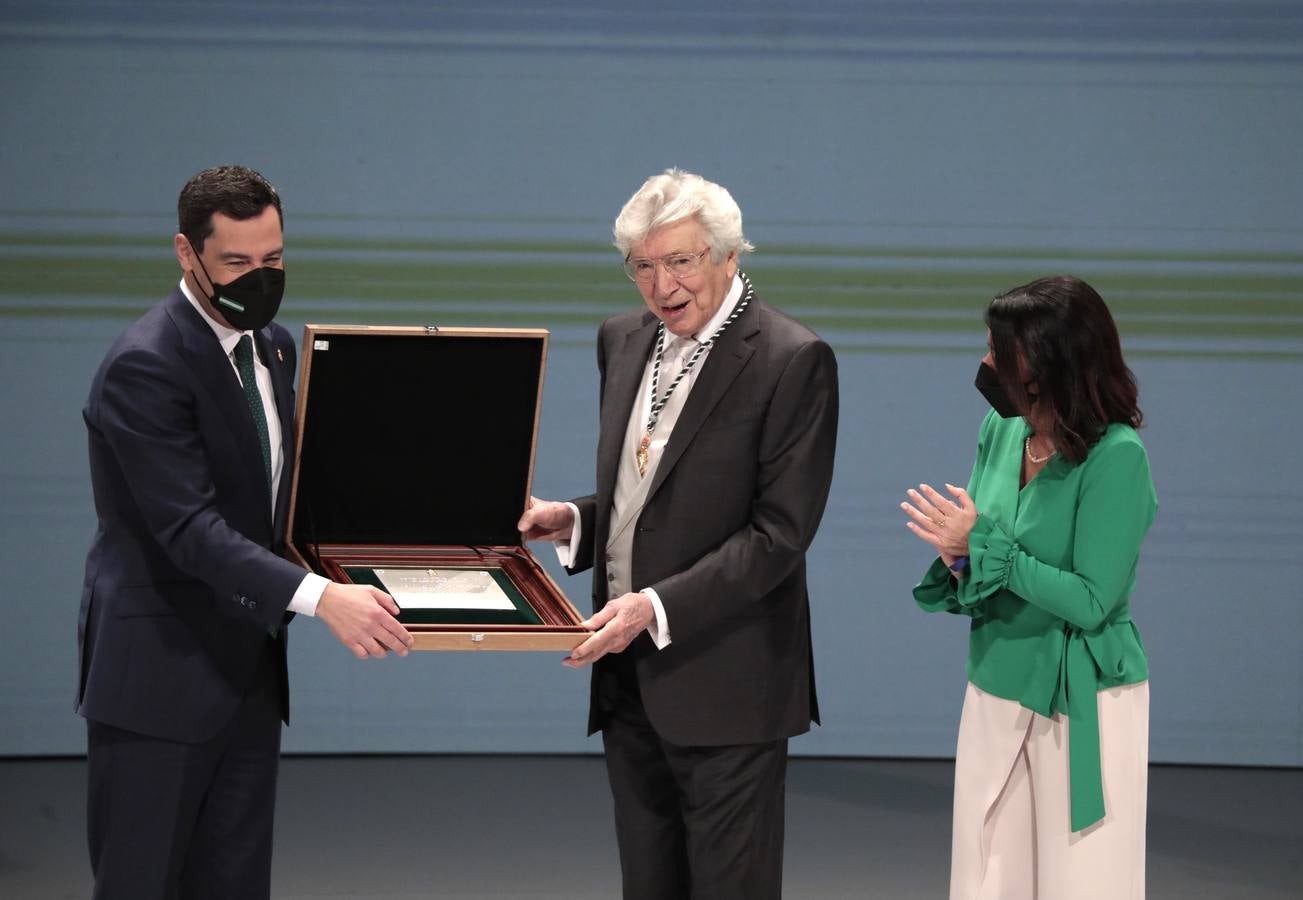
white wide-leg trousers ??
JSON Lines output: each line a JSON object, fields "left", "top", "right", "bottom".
{"left": 949, "top": 681, "right": 1149, "bottom": 900}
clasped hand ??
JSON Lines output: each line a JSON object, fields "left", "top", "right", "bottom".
{"left": 901, "top": 482, "right": 978, "bottom": 567}
{"left": 564, "top": 592, "right": 654, "bottom": 669}
{"left": 317, "top": 582, "right": 414, "bottom": 659}
{"left": 516, "top": 495, "right": 575, "bottom": 543}
{"left": 517, "top": 497, "right": 652, "bottom": 669}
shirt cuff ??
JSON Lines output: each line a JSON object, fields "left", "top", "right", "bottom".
{"left": 640, "top": 587, "right": 671, "bottom": 650}
{"left": 552, "top": 501, "right": 582, "bottom": 568}
{"left": 287, "top": 572, "right": 329, "bottom": 616}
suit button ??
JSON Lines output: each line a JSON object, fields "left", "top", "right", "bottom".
{"left": 607, "top": 573, "right": 616, "bottom": 583}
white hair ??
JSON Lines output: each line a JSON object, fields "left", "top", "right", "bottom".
{"left": 613, "top": 168, "right": 755, "bottom": 263}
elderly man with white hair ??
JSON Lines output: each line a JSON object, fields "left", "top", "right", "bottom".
{"left": 520, "top": 169, "right": 839, "bottom": 899}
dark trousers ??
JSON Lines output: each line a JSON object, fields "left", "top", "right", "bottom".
{"left": 86, "top": 644, "right": 282, "bottom": 900}
{"left": 600, "top": 670, "right": 788, "bottom": 900}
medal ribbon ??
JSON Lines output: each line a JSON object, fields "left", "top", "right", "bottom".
{"left": 636, "top": 272, "right": 754, "bottom": 475}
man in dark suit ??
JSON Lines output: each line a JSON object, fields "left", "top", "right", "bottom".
{"left": 78, "top": 165, "right": 415, "bottom": 899}
{"left": 519, "top": 169, "right": 839, "bottom": 899}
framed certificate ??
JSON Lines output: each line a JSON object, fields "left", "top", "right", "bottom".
{"left": 286, "top": 325, "right": 586, "bottom": 651}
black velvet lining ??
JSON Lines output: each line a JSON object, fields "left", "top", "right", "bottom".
{"left": 293, "top": 332, "right": 544, "bottom": 548}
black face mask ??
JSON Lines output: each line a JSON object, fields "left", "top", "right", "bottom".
{"left": 975, "top": 362, "right": 1036, "bottom": 418}
{"left": 191, "top": 247, "right": 284, "bottom": 331}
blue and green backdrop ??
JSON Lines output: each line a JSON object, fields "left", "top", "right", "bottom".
{"left": 1, "top": 1, "right": 1299, "bottom": 764}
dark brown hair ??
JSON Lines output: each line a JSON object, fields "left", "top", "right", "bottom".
{"left": 177, "top": 165, "right": 282, "bottom": 252}
{"left": 986, "top": 275, "right": 1142, "bottom": 463}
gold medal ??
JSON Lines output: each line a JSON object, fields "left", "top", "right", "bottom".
{"left": 636, "top": 433, "right": 651, "bottom": 476}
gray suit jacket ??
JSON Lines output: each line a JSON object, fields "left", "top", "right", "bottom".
{"left": 570, "top": 290, "right": 839, "bottom": 746}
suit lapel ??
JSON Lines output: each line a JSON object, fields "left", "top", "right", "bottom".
{"left": 166, "top": 290, "right": 263, "bottom": 476}
{"left": 646, "top": 299, "right": 759, "bottom": 499}
{"left": 164, "top": 290, "right": 272, "bottom": 529}
{"left": 595, "top": 314, "right": 659, "bottom": 528}
{"left": 256, "top": 329, "right": 296, "bottom": 540}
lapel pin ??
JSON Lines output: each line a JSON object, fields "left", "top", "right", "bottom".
{"left": 276, "top": 348, "right": 284, "bottom": 363}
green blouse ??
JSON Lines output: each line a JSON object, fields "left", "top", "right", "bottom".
{"left": 914, "top": 412, "right": 1157, "bottom": 832}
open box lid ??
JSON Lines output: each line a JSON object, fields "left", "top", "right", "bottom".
{"left": 288, "top": 325, "right": 548, "bottom": 559}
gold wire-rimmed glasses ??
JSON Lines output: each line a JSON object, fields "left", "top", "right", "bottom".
{"left": 623, "top": 247, "right": 711, "bottom": 283}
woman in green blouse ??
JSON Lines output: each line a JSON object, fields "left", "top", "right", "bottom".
{"left": 903, "top": 276, "right": 1156, "bottom": 900}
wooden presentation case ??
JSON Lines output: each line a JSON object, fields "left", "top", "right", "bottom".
{"left": 286, "top": 324, "right": 587, "bottom": 651}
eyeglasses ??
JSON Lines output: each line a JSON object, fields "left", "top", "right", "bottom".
{"left": 623, "top": 247, "right": 711, "bottom": 284}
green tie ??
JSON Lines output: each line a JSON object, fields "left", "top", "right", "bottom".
{"left": 233, "top": 335, "right": 273, "bottom": 495}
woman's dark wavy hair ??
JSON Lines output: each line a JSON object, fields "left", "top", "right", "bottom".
{"left": 985, "top": 275, "right": 1142, "bottom": 464}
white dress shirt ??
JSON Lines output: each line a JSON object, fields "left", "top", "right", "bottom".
{"left": 181, "top": 278, "right": 327, "bottom": 616}
{"left": 555, "top": 274, "right": 746, "bottom": 648}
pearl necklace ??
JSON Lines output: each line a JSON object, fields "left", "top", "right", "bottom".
{"left": 1025, "top": 435, "right": 1055, "bottom": 464}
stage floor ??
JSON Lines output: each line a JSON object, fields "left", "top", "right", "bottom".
{"left": 1, "top": 755, "right": 1298, "bottom": 898}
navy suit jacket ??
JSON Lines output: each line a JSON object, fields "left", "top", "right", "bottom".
{"left": 569, "top": 292, "right": 839, "bottom": 746}
{"left": 77, "top": 287, "right": 307, "bottom": 743}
